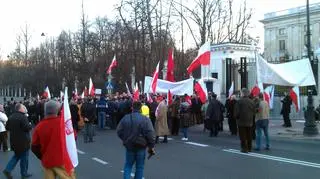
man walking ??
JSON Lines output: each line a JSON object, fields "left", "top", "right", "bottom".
{"left": 255, "top": 93, "right": 270, "bottom": 151}
{"left": 3, "top": 103, "right": 32, "bottom": 179}
{"left": 155, "top": 98, "right": 170, "bottom": 143}
{"left": 235, "top": 88, "right": 255, "bottom": 153}
{"left": 31, "top": 100, "right": 76, "bottom": 179}
{"left": 117, "top": 101, "right": 155, "bottom": 179}
{"left": 206, "top": 93, "right": 222, "bottom": 137}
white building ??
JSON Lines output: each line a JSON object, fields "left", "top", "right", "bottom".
{"left": 261, "top": 3, "right": 320, "bottom": 61}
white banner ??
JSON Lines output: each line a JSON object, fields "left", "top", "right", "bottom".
{"left": 144, "top": 76, "right": 194, "bottom": 95}
{"left": 256, "top": 55, "right": 316, "bottom": 87}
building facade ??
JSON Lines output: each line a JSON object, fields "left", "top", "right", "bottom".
{"left": 261, "top": 3, "right": 320, "bottom": 61}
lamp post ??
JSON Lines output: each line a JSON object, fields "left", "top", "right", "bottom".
{"left": 303, "top": 0, "right": 319, "bottom": 136}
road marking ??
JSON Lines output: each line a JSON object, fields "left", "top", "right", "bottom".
{"left": 159, "top": 136, "right": 174, "bottom": 140}
{"left": 185, "top": 142, "right": 209, "bottom": 147}
{"left": 120, "top": 170, "right": 145, "bottom": 179}
{"left": 92, "top": 157, "right": 108, "bottom": 165}
{"left": 296, "top": 120, "right": 305, "bottom": 123}
{"left": 77, "top": 150, "right": 85, "bottom": 154}
{"left": 223, "top": 149, "right": 320, "bottom": 169}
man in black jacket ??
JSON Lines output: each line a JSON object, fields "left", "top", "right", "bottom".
{"left": 206, "top": 93, "right": 222, "bottom": 137}
{"left": 117, "top": 101, "right": 155, "bottom": 179}
{"left": 281, "top": 92, "right": 292, "bottom": 127}
{"left": 81, "top": 97, "right": 96, "bottom": 143}
{"left": 3, "top": 103, "right": 32, "bottom": 179}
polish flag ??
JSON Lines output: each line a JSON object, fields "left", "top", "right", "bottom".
{"left": 228, "top": 81, "right": 234, "bottom": 99}
{"left": 150, "top": 62, "right": 160, "bottom": 94}
{"left": 167, "top": 90, "right": 173, "bottom": 105}
{"left": 60, "top": 91, "right": 64, "bottom": 102}
{"left": 187, "top": 42, "right": 211, "bottom": 75}
{"left": 125, "top": 82, "right": 132, "bottom": 97}
{"left": 264, "top": 85, "right": 275, "bottom": 109}
{"left": 89, "top": 78, "right": 95, "bottom": 97}
{"left": 194, "top": 82, "right": 207, "bottom": 104}
{"left": 185, "top": 95, "right": 192, "bottom": 105}
{"left": 251, "top": 82, "right": 263, "bottom": 97}
{"left": 81, "top": 91, "right": 85, "bottom": 99}
{"left": 290, "top": 86, "right": 300, "bottom": 112}
{"left": 133, "top": 83, "right": 140, "bottom": 101}
{"left": 107, "top": 55, "right": 117, "bottom": 74}
{"left": 43, "top": 86, "right": 51, "bottom": 99}
{"left": 147, "top": 93, "right": 153, "bottom": 103}
{"left": 60, "top": 87, "right": 78, "bottom": 175}
{"left": 166, "top": 48, "right": 175, "bottom": 82}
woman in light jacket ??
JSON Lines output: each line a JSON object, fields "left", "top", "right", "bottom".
{"left": 0, "top": 104, "right": 9, "bottom": 152}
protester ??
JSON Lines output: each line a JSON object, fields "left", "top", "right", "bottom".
{"left": 148, "top": 97, "right": 158, "bottom": 127}
{"left": 96, "top": 96, "right": 108, "bottom": 129}
{"left": 281, "top": 92, "right": 292, "bottom": 127}
{"left": 255, "top": 93, "right": 270, "bottom": 151}
{"left": 170, "top": 97, "right": 180, "bottom": 136}
{"left": 81, "top": 98, "right": 96, "bottom": 143}
{"left": 0, "top": 104, "right": 9, "bottom": 152}
{"left": 141, "top": 100, "right": 150, "bottom": 118}
{"left": 3, "top": 103, "right": 32, "bottom": 179}
{"left": 70, "top": 99, "right": 80, "bottom": 140}
{"left": 201, "top": 99, "right": 209, "bottom": 132}
{"left": 235, "top": 88, "right": 256, "bottom": 153}
{"left": 117, "top": 101, "right": 155, "bottom": 179}
{"left": 155, "top": 97, "right": 170, "bottom": 143}
{"left": 31, "top": 100, "right": 76, "bottom": 179}
{"left": 179, "top": 97, "right": 191, "bottom": 141}
{"left": 206, "top": 93, "right": 222, "bottom": 137}
{"left": 225, "top": 95, "right": 237, "bottom": 135}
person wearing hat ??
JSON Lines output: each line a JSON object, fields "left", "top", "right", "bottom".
{"left": 0, "top": 104, "right": 9, "bottom": 152}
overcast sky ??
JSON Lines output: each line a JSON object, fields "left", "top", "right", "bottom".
{"left": 0, "top": 0, "right": 319, "bottom": 59}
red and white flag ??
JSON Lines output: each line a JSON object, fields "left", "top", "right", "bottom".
{"left": 187, "top": 42, "right": 210, "bottom": 75}
{"left": 194, "top": 82, "right": 207, "bottom": 104}
{"left": 264, "top": 85, "right": 275, "bottom": 109}
{"left": 150, "top": 62, "right": 160, "bottom": 94}
{"left": 167, "top": 90, "right": 173, "bottom": 105}
{"left": 107, "top": 55, "right": 117, "bottom": 74}
{"left": 60, "top": 87, "right": 78, "bottom": 175}
{"left": 133, "top": 83, "right": 140, "bottom": 101}
{"left": 166, "top": 48, "right": 175, "bottom": 82}
{"left": 89, "top": 78, "right": 95, "bottom": 97}
{"left": 43, "top": 86, "right": 51, "bottom": 99}
{"left": 228, "top": 81, "right": 234, "bottom": 99}
{"left": 290, "top": 86, "right": 300, "bottom": 112}
{"left": 80, "top": 91, "right": 85, "bottom": 99}
{"left": 251, "top": 82, "right": 263, "bottom": 97}
{"left": 60, "top": 91, "right": 64, "bottom": 102}
{"left": 185, "top": 95, "right": 192, "bottom": 105}
{"left": 147, "top": 93, "right": 153, "bottom": 103}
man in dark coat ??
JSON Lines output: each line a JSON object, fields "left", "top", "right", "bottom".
{"left": 206, "top": 93, "right": 222, "bottom": 137}
{"left": 3, "top": 103, "right": 32, "bottom": 179}
{"left": 235, "top": 88, "right": 256, "bottom": 153}
{"left": 81, "top": 98, "right": 96, "bottom": 143}
{"left": 226, "top": 95, "right": 237, "bottom": 135}
{"left": 169, "top": 97, "right": 180, "bottom": 136}
{"left": 70, "top": 99, "right": 80, "bottom": 137}
{"left": 281, "top": 92, "right": 292, "bottom": 127}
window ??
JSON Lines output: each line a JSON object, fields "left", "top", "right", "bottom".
{"left": 279, "top": 40, "right": 286, "bottom": 51}
{"left": 279, "top": 28, "right": 286, "bottom": 35}
{"left": 304, "top": 25, "right": 313, "bottom": 32}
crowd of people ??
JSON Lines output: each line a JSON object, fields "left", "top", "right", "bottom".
{"left": 1, "top": 88, "right": 296, "bottom": 179}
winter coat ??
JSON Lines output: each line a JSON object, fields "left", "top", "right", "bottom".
{"left": 70, "top": 103, "right": 80, "bottom": 131}
{"left": 281, "top": 95, "right": 292, "bottom": 115}
{"left": 179, "top": 102, "right": 192, "bottom": 128}
{"left": 0, "top": 112, "right": 8, "bottom": 132}
{"left": 6, "top": 111, "right": 32, "bottom": 155}
{"left": 235, "top": 97, "right": 255, "bottom": 127}
{"left": 155, "top": 101, "right": 170, "bottom": 136}
{"left": 81, "top": 102, "right": 96, "bottom": 123}
{"left": 206, "top": 99, "right": 222, "bottom": 122}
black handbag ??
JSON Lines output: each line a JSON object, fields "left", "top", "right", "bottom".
{"left": 130, "top": 114, "right": 147, "bottom": 148}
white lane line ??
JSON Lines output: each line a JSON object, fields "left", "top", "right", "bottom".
{"left": 296, "top": 120, "right": 305, "bottom": 123}
{"left": 77, "top": 150, "right": 85, "bottom": 154}
{"left": 159, "top": 136, "right": 174, "bottom": 140}
{"left": 92, "top": 157, "right": 108, "bottom": 165}
{"left": 185, "top": 142, "right": 209, "bottom": 147}
{"left": 120, "top": 170, "right": 145, "bottom": 179}
{"left": 223, "top": 149, "right": 320, "bottom": 169}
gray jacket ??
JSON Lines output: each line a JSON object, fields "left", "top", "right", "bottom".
{"left": 235, "top": 97, "right": 255, "bottom": 127}
{"left": 117, "top": 111, "right": 155, "bottom": 150}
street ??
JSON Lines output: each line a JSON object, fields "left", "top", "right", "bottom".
{"left": 1, "top": 123, "right": 320, "bottom": 179}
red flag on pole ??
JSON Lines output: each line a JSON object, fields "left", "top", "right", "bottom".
{"left": 89, "top": 78, "right": 95, "bottom": 97}
{"left": 166, "top": 48, "right": 175, "bottom": 82}
{"left": 290, "top": 86, "right": 300, "bottom": 112}
{"left": 150, "top": 62, "right": 160, "bottom": 94}
{"left": 133, "top": 83, "right": 140, "bottom": 101}
{"left": 194, "top": 82, "right": 207, "bottom": 104}
{"left": 187, "top": 42, "right": 211, "bottom": 75}
{"left": 106, "top": 55, "right": 117, "bottom": 74}
{"left": 167, "top": 90, "right": 173, "bottom": 105}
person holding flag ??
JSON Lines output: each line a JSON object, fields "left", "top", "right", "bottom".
{"left": 254, "top": 93, "right": 270, "bottom": 151}
{"left": 31, "top": 100, "right": 77, "bottom": 179}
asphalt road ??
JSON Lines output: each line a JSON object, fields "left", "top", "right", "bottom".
{"left": 1, "top": 125, "right": 320, "bottom": 179}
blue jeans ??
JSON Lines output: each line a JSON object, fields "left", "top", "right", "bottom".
{"left": 123, "top": 148, "right": 146, "bottom": 179}
{"left": 98, "top": 112, "right": 106, "bottom": 129}
{"left": 5, "top": 150, "right": 29, "bottom": 176}
{"left": 84, "top": 123, "right": 94, "bottom": 142}
{"left": 255, "top": 119, "right": 270, "bottom": 149}
{"left": 181, "top": 128, "right": 188, "bottom": 138}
